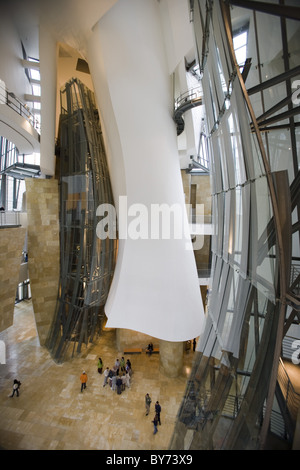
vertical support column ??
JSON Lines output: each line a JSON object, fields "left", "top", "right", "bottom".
{"left": 39, "top": 26, "right": 57, "bottom": 176}
{"left": 159, "top": 339, "right": 184, "bottom": 378}
{"left": 0, "top": 227, "right": 25, "bottom": 332}
{"left": 26, "top": 178, "right": 59, "bottom": 345}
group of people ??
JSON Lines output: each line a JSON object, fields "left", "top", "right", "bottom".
{"left": 79, "top": 357, "right": 133, "bottom": 395}
{"left": 99, "top": 357, "right": 132, "bottom": 395}
{"left": 145, "top": 394, "right": 162, "bottom": 435}
{"left": 10, "top": 368, "right": 162, "bottom": 437}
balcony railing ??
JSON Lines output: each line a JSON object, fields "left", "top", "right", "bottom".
{"left": 277, "top": 358, "right": 300, "bottom": 424}
{"left": 174, "top": 85, "right": 202, "bottom": 111}
{"left": 0, "top": 211, "right": 21, "bottom": 227}
{"left": 0, "top": 81, "right": 40, "bottom": 134}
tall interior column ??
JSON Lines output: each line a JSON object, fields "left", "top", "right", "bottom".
{"left": 26, "top": 178, "right": 60, "bottom": 345}
{"left": 159, "top": 340, "right": 184, "bottom": 378}
{"left": 39, "top": 25, "right": 57, "bottom": 176}
{"left": 87, "top": 0, "right": 205, "bottom": 371}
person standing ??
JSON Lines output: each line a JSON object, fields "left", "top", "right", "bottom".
{"left": 121, "top": 373, "right": 126, "bottom": 391}
{"left": 152, "top": 414, "right": 158, "bottom": 434}
{"left": 120, "top": 356, "right": 125, "bottom": 372}
{"left": 125, "top": 371, "right": 131, "bottom": 388}
{"left": 97, "top": 357, "right": 103, "bottom": 374}
{"left": 80, "top": 371, "right": 88, "bottom": 392}
{"left": 111, "top": 374, "right": 117, "bottom": 392}
{"left": 116, "top": 376, "right": 123, "bottom": 395}
{"left": 145, "top": 393, "right": 152, "bottom": 416}
{"left": 115, "top": 358, "right": 120, "bottom": 375}
{"left": 155, "top": 401, "right": 161, "bottom": 425}
{"left": 103, "top": 367, "right": 109, "bottom": 387}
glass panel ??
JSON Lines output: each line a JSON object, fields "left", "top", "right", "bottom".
{"left": 222, "top": 190, "right": 231, "bottom": 262}
{"left": 249, "top": 177, "right": 276, "bottom": 302}
{"left": 240, "top": 183, "right": 250, "bottom": 278}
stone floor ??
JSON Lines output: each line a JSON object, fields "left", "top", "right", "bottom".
{"left": 0, "top": 300, "right": 196, "bottom": 451}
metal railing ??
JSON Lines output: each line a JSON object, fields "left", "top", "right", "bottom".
{"left": 0, "top": 211, "right": 21, "bottom": 227}
{"left": 0, "top": 81, "right": 40, "bottom": 134}
{"left": 264, "top": 407, "right": 287, "bottom": 440}
{"left": 291, "top": 263, "right": 300, "bottom": 296}
{"left": 277, "top": 357, "right": 300, "bottom": 423}
{"left": 174, "top": 85, "right": 202, "bottom": 111}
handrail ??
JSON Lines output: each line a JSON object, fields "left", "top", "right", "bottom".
{"left": 278, "top": 358, "right": 300, "bottom": 423}
{"left": 173, "top": 86, "right": 203, "bottom": 136}
{"left": 0, "top": 81, "right": 40, "bottom": 134}
{"left": 174, "top": 85, "right": 202, "bottom": 111}
{"left": 0, "top": 210, "right": 21, "bottom": 227}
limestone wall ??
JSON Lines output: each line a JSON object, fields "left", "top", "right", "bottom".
{"left": 116, "top": 328, "right": 159, "bottom": 351}
{"left": 0, "top": 227, "right": 26, "bottom": 332}
{"left": 25, "top": 178, "right": 60, "bottom": 346}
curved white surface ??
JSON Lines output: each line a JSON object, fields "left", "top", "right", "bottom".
{"left": 88, "top": 0, "right": 205, "bottom": 342}
{"left": 0, "top": 103, "right": 40, "bottom": 155}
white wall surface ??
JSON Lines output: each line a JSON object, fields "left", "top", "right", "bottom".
{"left": 0, "top": 7, "right": 32, "bottom": 101}
{"left": 39, "top": 27, "right": 57, "bottom": 176}
{"left": 88, "top": 0, "right": 205, "bottom": 341}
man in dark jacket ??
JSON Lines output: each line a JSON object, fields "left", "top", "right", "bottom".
{"left": 155, "top": 401, "right": 161, "bottom": 425}
{"left": 116, "top": 376, "right": 123, "bottom": 394}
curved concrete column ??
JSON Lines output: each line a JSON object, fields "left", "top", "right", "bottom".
{"left": 87, "top": 0, "right": 205, "bottom": 342}
{"left": 159, "top": 340, "right": 184, "bottom": 378}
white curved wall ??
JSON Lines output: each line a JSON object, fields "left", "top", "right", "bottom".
{"left": 87, "top": 0, "right": 205, "bottom": 341}
{"left": 0, "top": 104, "right": 40, "bottom": 154}
{"left": 39, "top": 27, "right": 57, "bottom": 176}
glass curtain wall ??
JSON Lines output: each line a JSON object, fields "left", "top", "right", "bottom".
{"left": 171, "top": 0, "right": 299, "bottom": 450}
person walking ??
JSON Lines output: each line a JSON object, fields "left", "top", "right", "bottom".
{"left": 152, "top": 414, "right": 158, "bottom": 434}
{"left": 80, "top": 371, "right": 88, "bottom": 392}
{"left": 97, "top": 357, "right": 103, "bottom": 374}
{"left": 145, "top": 393, "right": 152, "bottom": 416}
{"left": 155, "top": 401, "right": 161, "bottom": 425}
{"left": 10, "top": 379, "right": 21, "bottom": 397}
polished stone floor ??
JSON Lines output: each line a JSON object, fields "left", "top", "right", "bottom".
{"left": 0, "top": 300, "right": 196, "bottom": 450}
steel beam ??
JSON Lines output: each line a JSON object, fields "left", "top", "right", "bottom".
{"left": 227, "top": 0, "right": 300, "bottom": 21}
{"left": 247, "top": 65, "right": 300, "bottom": 96}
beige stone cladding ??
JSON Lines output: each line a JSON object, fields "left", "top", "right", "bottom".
{"left": 25, "top": 178, "right": 60, "bottom": 346}
{"left": 0, "top": 226, "right": 26, "bottom": 332}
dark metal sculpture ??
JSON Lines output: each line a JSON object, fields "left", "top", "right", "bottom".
{"left": 46, "top": 78, "right": 117, "bottom": 362}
